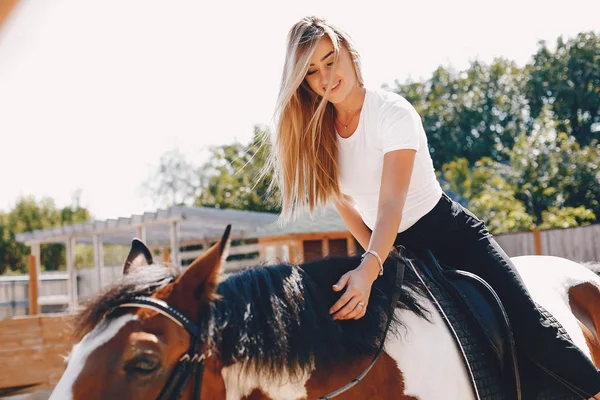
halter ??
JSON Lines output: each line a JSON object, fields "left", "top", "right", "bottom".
{"left": 116, "top": 255, "right": 405, "bottom": 400}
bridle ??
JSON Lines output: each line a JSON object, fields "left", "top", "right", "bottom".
{"left": 118, "top": 296, "right": 208, "bottom": 400}
{"left": 116, "top": 255, "right": 405, "bottom": 400}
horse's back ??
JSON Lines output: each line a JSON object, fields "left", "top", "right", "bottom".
{"left": 512, "top": 255, "right": 600, "bottom": 361}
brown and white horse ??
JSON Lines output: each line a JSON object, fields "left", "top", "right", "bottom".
{"left": 49, "top": 226, "right": 600, "bottom": 399}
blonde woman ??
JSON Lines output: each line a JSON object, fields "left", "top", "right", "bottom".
{"left": 264, "top": 15, "right": 600, "bottom": 398}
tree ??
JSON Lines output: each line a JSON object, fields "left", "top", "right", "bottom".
{"left": 390, "top": 58, "right": 530, "bottom": 169}
{"left": 141, "top": 148, "right": 205, "bottom": 208}
{"left": 440, "top": 111, "right": 599, "bottom": 234}
{"left": 142, "top": 126, "right": 281, "bottom": 213}
{"left": 195, "top": 126, "right": 280, "bottom": 212}
{"left": 526, "top": 31, "right": 600, "bottom": 146}
{"left": 0, "top": 194, "right": 92, "bottom": 274}
{"left": 441, "top": 157, "right": 536, "bottom": 234}
{"left": 507, "top": 126, "right": 600, "bottom": 223}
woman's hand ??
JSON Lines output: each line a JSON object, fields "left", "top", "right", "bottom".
{"left": 329, "top": 258, "right": 380, "bottom": 320}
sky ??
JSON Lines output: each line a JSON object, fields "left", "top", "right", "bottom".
{"left": 0, "top": 0, "right": 598, "bottom": 220}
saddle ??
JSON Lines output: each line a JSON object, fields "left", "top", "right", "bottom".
{"left": 397, "top": 247, "right": 581, "bottom": 400}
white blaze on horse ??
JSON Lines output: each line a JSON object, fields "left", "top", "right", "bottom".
{"left": 49, "top": 225, "right": 600, "bottom": 400}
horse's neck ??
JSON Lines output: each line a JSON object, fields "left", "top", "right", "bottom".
{"left": 220, "top": 363, "right": 312, "bottom": 400}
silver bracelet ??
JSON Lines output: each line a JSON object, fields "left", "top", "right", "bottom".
{"left": 361, "top": 249, "right": 384, "bottom": 276}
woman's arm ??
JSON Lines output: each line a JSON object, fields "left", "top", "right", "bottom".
{"left": 361, "top": 148, "right": 417, "bottom": 278}
{"left": 330, "top": 149, "right": 416, "bottom": 320}
{"left": 333, "top": 195, "right": 371, "bottom": 252}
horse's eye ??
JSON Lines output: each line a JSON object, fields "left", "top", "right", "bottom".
{"left": 126, "top": 355, "right": 160, "bottom": 376}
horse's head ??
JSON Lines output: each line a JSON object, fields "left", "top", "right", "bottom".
{"left": 50, "top": 226, "right": 232, "bottom": 400}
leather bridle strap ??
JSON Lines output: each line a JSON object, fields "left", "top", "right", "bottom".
{"left": 317, "top": 255, "right": 406, "bottom": 400}
{"left": 117, "top": 297, "right": 205, "bottom": 400}
{"left": 119, "top": 297, "right": 200, "bottom": 337}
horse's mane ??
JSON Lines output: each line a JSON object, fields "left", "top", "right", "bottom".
{"left": 200, "top": 255, "right": 428, "bottom": 380}
{"left": 73, "top": 255, "right": 428, "bottom": 380}
{"left": 73, "top": 263, "right": 180, "bottom": 341}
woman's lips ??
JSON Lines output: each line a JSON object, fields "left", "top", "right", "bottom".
{"left": 325, "top": 79, "right": 341, "bottom": 94}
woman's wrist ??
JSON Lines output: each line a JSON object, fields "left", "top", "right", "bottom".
{"left": 358, "top": 256, "right": 380, "bottom": 282}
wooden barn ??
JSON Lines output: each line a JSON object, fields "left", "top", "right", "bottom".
{"left": 251, "top": 206, "right": 359, "bottom": 264}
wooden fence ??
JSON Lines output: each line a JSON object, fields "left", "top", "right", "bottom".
{"left": 495, "top": 224, "right": 600, "bottom": 262}
{"left": 1, "top": 226, "right": 598, "bottom": 321}
{"left": 0, "top": 314, "right": 74, "bottom": 393}
{"left": 0, "top": 242, "right": 261, "bottom": 320}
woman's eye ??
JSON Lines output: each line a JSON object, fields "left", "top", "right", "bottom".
{"left": 307, "top": 70, "right": 317, "bottom": 76}
{"left": 327, "top": 62, "right": 333, "bottom": 67}
{"left": 126, "top": 356, "right": 160, "bottom": 376}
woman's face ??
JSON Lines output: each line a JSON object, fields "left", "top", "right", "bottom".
{"left": 304, "top": 37, "right": 358, "bottom": 103}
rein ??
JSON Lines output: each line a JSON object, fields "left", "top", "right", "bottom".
{"left": 117, "top": 255, "right": 406, "bottom": 400}
{"left": 317, "top": 254, "right": 405, "bottom": 399}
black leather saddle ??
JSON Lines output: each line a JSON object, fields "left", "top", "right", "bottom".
{"left": 397, "top": 246, "right": 583, "bottom": 399}
{"left": 399, "top": 246, "right": 521, "bottom": 399}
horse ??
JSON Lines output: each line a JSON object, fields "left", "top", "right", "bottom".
{"left": 48, "top": 225, "right": 600, "bottom": 399}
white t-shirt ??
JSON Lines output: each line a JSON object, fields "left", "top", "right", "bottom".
{"left": 337, "top": 87, "right": 443, "bottom": 233}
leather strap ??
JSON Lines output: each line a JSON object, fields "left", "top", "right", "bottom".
{"left": 119, "top": 296, "right": 200, "bottom": 337}
{"left": 117, "top": 297, "right": 205, "bottom": 400}
{"left": 317, "top": 255, "right": 405, "bottom": 399}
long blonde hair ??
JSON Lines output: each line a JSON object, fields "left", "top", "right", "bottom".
{"left": 264, "top": 16, "right": 364, "bottom": 221}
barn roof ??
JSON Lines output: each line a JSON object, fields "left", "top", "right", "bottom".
{"left": 15, "top": 206, "right": 278, "bottom": 246}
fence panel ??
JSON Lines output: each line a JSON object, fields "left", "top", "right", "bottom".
{"left": 541, "top": 224, "right": 600, "bottom": 262}
{"left": 495, "top": 231, "right": 536, "bottom": 257}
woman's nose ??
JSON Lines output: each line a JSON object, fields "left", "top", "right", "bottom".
{"left": 320, "top": 70, "right": 331, "bottom": 90}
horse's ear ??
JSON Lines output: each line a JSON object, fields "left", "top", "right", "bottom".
{"left": 123, "top": 239, "right": 154, "bottom": 275}
{"left": 169, "top": 225, "right": 231, "bottom": 314}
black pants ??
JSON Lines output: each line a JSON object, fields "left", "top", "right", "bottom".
{"left": 394, "top": 193, "right": 600, "bottom": 398}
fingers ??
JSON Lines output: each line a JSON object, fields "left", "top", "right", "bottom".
{"left": 332, "top": 296, "right": 361, "bottom": 320}
{"left": 329, "top": 288, "right": 356, "bottom": 315}
{"left": 333, "top": 273, "right": 350, "bottom": 292}
{"left": 345, "top": 300, "right": 367, "bottom": 320}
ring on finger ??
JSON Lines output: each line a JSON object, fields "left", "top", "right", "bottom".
{"left": 358, "top": 301, "right": 365, "bottom": 308}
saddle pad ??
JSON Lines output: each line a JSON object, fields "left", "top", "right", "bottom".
{"left": 408, "top": 259, "right": 581, "bottom": 400}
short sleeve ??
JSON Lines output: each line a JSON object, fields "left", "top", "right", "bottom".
{"left": 380, "top": 100, "right": 422, "bottom": 154}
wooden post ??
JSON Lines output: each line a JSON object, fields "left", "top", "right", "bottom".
{"left": 347, "top": 236, "right": 357, "bottom": 256}
{"left": 27, "top": 255, "right": 40, "bottom": 315}
{"left": 93, "top": 234, "right": 104, "bottom": 291}
{"left": 162, "top": 248, "right": 170, "bottom": 263}
{"left": 170, "top": 222, "right": 180, "bottom": 267}
{"left": 533, "top": 229, "right": 542, "bottom": 255}
{"left": 137, "top": 225, "right": 147, "bottom": 243}
{"left": 66, "top": 237, "right": 77, "bottom": 309}
{"left": 322, "top": 238, "right": 330, "bottom": 257}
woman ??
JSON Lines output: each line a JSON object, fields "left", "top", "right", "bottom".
{"left": 265, "top": 15, "right": 600, "bottom": 399}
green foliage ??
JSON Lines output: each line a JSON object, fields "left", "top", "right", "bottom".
{"left": 526, "top": 32, "right": 600, "bottom": 146}
{"left": 390, "top": 58, "right": 530, "bottom": 169}
{"left": 0, "top": 195, "right": 92, "bottom": 274}
{"left": 538, "top": 206, "right": 596, "bottom": 230}
{"left": 441, "top": 158, "right": 536, "bottom": 234}
{"left": 507, "top": 113, "right": 600, "bottom": 221}
{"left": 143, "top": 125, "right": 281, "bottom": 213}
{"left": 440, "top": 122, "right": 598, "bottom": 234}
{"left": 195, "top": 126, "right": 281, "bottom": 213}
{"left": 393, "top": 31, "right": 599, "bottom": 233}
{"left": 141, "top": 148, "right": 204, "bottom": 207}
